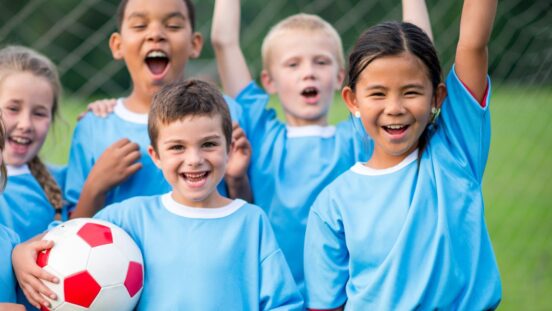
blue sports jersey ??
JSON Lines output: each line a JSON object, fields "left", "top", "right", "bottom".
{"left": 65, "top": 98, "right": 242, "bottom": 210}
{"left": 95, "top": 193, "right": 303, "bottom": 310}
{"left": 0, "top": 224, "right": 19, "bottom": 303}
{"left": 233, "top": 82, "right": 371, "bottom": 294}
{"left": 0, "top": 165, "right": 64, "bottom": 241}
{"left": 304, "top": 68, "right": 501, "bottom": 310}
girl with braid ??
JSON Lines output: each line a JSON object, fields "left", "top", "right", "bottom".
{"left": 0, "top": 45, "right": 67, "bottom": 242}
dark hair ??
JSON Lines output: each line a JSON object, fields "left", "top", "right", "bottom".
{"left": 148, "top": 79, "right": 232, "bottom": 152}
{"left": 347, "top": 21, "right": 442, "bottom": 157}
{"left": 116, "top": 0, "right": 196, "bottom": 32}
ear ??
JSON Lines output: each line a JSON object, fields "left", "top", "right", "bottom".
{"left": 109, "top": 32, "right": 123, "bottom": 60}
{"left": 260, "top": 69, "right": 277, "bottom": 94}
{"left": 189, "top": 32, "right": 204, "bottom": 59}
{"left": 341, "top": 86, "right": 359, "bottom": 115}
{"left": 148, "top": 145, "right": 162, "bottom": 169}
{"left": 335, "top": 68, "right": 346, "bottom": 91}
{"left": 433, "top": 83, "right": 447, "bottom": 109}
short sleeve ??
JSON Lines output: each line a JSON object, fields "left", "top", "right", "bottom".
{"left": 304, "top": 191, "right": 349, "bottom": 309}
{"left": 437, "top": 67, "right": 492, "bottom": 182}
{"left": 234, "top": 81, "right": 280, "bottom": 142}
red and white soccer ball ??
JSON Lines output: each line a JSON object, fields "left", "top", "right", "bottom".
{"left": 37, "top": 218, "right": 144, "bottom": 311}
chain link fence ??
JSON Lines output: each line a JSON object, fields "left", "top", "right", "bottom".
{"left": 1, "top": 0, "right": 551, "bottom": 310}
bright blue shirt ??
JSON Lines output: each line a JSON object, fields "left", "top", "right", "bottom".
{"left": 95, "top": 193, "right": 303, "bottom": 310}
{"left": 0, "top": 224, "right": 19, "bottom": 303}
{"left": 233, "top": 82, "right": 371, "bottom": 294}
{"left": 0, "top": 165, "right": 66, "bottom": 241}
{"left": 304, "top": 68, "right": 501, "bottom": 310}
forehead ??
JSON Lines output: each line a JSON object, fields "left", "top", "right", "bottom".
{"left": 357, "top": 53, "right": 431, "bottom": 88}
{"left": 268, "top": 30, "right": 340, "bottom": 62}
{"left": 158, "top": 114, "right": 224, "bottom": 139}
{"left": 0, "top": 72, "right": 54, "bottom": 105}
{"left": 124, "top": 0, "right": 189, "bottom": 19}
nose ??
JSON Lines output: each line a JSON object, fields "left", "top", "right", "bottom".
{"left": 147, "top": 22, "right": 166, "bottom": 42}
{"left": 302, "top": 62, "right": 316, "bottom": 80}
{"left": 384, "top": 96, "right": 406, "bottom": 116}
{"left": 16, "top": 111, "right": 33, "bottom": 132}
{"left": 186, "top": 148, "right": 204, "bottom": 167}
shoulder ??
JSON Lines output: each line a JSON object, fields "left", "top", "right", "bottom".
{"left": 95, "top": 195, "right": 160, "bottom": 221}
{"left": 235, "top": 81, "right": 269, "bottom": 102}
{"left": 444, "top": 66, "right": 491, "bottom": 108}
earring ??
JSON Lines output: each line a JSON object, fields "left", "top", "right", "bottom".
{"left": 430, "top": 107, "right": 441, "bottom": 124}
{"left": 354, "top": 111, "right": 361, "bottom": 118}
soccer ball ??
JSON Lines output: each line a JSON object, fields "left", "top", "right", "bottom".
{"left": 37, "top": 218, "right": 144, "bottom": 311}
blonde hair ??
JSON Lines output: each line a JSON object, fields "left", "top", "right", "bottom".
{"left": 0, "top": 45, "right": 63, "bottom": 212}
{"left": 261, "top": 13, "right": 345, "bottom": 71}
{"left": 0, "top": 118, "right": 6, "bottom": 190}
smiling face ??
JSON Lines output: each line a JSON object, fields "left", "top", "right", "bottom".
{"left": 343, "top": 52, "right": 446, "bottom": 169}
{"left": 261, "top": 29, "right": 344, "bottom": 126}
{"left": 148, "top": 114, "right": 229, "bottom": 208}
{"left": 0, "top": 72, "right": 54, "bottom": 167}
{"left": 110, "top": 0, "right": 203, "bottom": 100}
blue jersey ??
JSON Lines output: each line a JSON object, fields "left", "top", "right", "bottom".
{"left": 304, "top": 68, "right": 501, "bottom": 310}
{"left": 95, "top": 193, "right": 303, "bottom": 310}
{"left": 234, "top": 82, "right": 371, "bottom": 294}
{"left": 0, "top": 165, "right": 64, "bottom": 241}
{"left": 0, "top": 224, "right": 19, "bottom": 303}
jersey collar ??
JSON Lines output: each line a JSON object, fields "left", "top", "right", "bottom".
{"left": 161, "top": 193, "right": 246, "bottom": 219}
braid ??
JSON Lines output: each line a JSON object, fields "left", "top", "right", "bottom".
{"left": 28, "top": 157, "right": 63, "bottom": 217}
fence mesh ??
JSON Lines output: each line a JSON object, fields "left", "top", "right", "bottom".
{"left": 1, "top": 0, "right": 551, "bottom": 310}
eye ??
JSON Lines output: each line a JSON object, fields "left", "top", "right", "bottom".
{"left": 368, "top": 92, "right": 385, "bottom": 98}
{"left": 404, "top": 90, "right": 422, "bottom": 97}
{"left": 4, "top": 105, "right": 19, "bottom": 112}
{"left": 33, "top": 110, "right": 49, "bottom": 118}
{"left": 169, "top": 144, "right": 184, "bottom": 151}
{"left": 315, "top": 58, "right": 330, "bottom": 66}
{"left": 202, "top": 141, "right": 219, "bottom": 148}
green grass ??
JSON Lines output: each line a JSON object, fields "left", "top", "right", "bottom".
{"left": 41, "top": 85, "right": 552, "bottom": 309}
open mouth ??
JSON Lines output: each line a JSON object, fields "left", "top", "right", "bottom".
{"left": 301, "top": 87, "right": 319, "bottom": 98}
{"left": 180, "top": 171, "right": 209, "bottom": 187}
{"left": 8, "top": 136, "right": 32, "bottom": 154}
{"left": 383, "top": 124, "right": 409, "bottom": 135}
{"left": 145, "top": 51, "right": 169, "bottom": 76}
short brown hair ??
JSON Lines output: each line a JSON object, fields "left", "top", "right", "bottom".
{"left": 148, "top": 79, "right": 232, "bottom": 152}
{"left": 116, "top": 0, "right": 196, "bottom": 31}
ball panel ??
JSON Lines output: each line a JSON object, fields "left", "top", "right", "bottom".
{"left": 47, "top": 235, "right": 91, "bottom": 278}
{"left": 124, "top": 261, "right": 144, "bottom": 298}
{"left": 111, "top": 226, "right": 142, "bottom": 263}
{"left": 55, "top": 302, "right": 88, "bottom": 311}
{"left": 87, "top": 244, "right": 128, "bottom": 286}
{"left": 37, "top": 248, "right": 51, "bottom": 268}
{"left": 42, "top": 266, "right": 65, "bottom": 310}
{"left": 77, "top": 223, "right": 113, "bottom": 247}
{"left": 88, "top": 285, "right": 134, "bottom": 311}
{"left": 64, "top": 271, "right": 101, "bottom": 308}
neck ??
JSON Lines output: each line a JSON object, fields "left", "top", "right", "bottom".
{"left": 125, "top": 88, "right": 153, "bottom": 114}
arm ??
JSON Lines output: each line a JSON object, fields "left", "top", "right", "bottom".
{"left": 402, "top": 0, "right": 433, "bottom": 41}
{"left": 455, "top": 0, "right": 497, "bottom": 101}
{"left": 211, "top": 0, "right": 252, "bottom": 97}
{"left": 0, "top": 303, "right": 25, "bottom": 311}
{"left": 70, "top": 139, "right": 141, "bottom": 218}
{"left": 224, "top": 122, "right": 253, "bottom": 202}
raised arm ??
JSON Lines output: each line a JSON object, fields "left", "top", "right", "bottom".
{"left": 455, "top": 0, "right": 497, "bottom": 101}
{"left": 211, "top": 0, "right": 252, "bottom": 98}
{"left": 402, "top": 0, "right": 433, "bottom": 41}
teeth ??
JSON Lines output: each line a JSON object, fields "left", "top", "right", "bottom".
{"left": 184, "top": 172, "right": 207, "bottom": 179}
{"left": 146, "top": 51, "right": 167, "bottom": 58}
{"left": 10, "top": 137, "right": 31, "bottom": 144}
{"left": 386, "top": 125, "right": 404, "bottom": 130}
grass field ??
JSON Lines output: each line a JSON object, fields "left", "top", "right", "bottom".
{"left": 41, "top": 85, "right": 552, "bottom": 310}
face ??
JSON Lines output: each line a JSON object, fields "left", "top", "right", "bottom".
{"left": 0, "top": 72, "right": 54, "bottom": 166}
{"left": 110, "top": 0, "right": 203, "bottom": 98}
{"left": 148, "top": 115, "right": 229, "bottom": 208}
{"left": 343, "top": 52, "right": 446, "bottom": 168}
{"left": 261, "top": 30, "right": 344, "bottom": 126}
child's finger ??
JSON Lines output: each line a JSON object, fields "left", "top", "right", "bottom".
{"left": 32, "top": 239, "right": 54, "bottom": 252}
{"left": 21, "top": 285, "right": 49, "bottom": 309}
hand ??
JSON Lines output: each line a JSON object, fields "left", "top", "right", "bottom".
{"left": 225, "top": 122, "right": 251, "bottom": 180}
{"left": 12, "top": 240, "right": 58, "bottom": 309}
{"left": 88, "top": 138, "right": 142, "bottom": 193}
{"left": 77, "top": 98, "right": 117, "bottom": 120}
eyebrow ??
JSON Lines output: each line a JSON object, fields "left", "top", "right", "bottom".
{"left": 126, "top": 12, "right": 187, "bottom": 21}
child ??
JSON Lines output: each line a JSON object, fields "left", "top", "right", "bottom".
{"left": 0, "top": 45, "right": 68, "bottom": 242}
{"left": 303, "top": 0, "right": 501, "bottom": 309}
{"left": 14, "top": 80, "right": 303, "bottom": 310}
{"left": 211, "top": 0, "right": 432, "bottom": 294}
{"left": 0, "top": 117, "right": 24, "bottom": 310}
{"left": 65, "top": 0, "right": 248, "bottom": 218}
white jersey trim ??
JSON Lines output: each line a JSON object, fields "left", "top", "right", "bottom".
{"left": 7, "top": 164, "right": 30, "bottom": 176}
{"left": 114, "top": 98, "right": 148, "bottom": 124}
{"left": 351, "top": 149, "right": 418, "bottom": 176}
{"left": 286, "top": 125, "right": 336, "bottom": 138}
{"left": 161, "top": 193, "right": 246, "bottom": 218}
